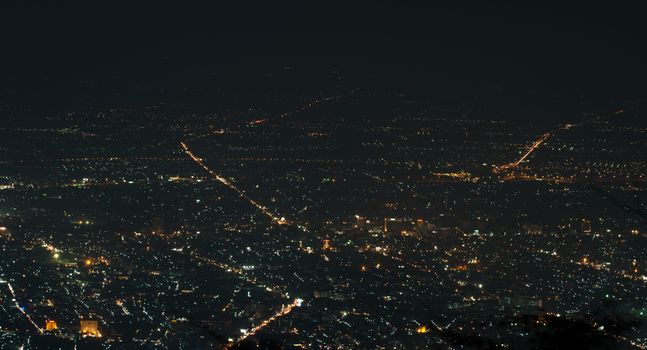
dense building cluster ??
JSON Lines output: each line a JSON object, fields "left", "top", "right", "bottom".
{"left": 1, "top": 86, "right": 646, "bottom": 349}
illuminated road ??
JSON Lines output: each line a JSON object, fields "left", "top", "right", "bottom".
{"left": 5, "top": 282, "right": 44, "bottom": 334}
{"left": 186, "top": 250, "right": 289, "bottom": 298}
{"left": 119, "top": 230, "right": 296, "bottom": 347}
{"left": 180, "top": 96, "right": 348, "bottom": 348}
{"left": 121, "top": 231, "right": 289, "bottom": 297}
{"left": 188, "top": 94, "right": 349, "bottom": 142}
{"left": 180, "top": 93, "right": 355, "bottom": 228}
{"left": 527, "top": 247, "right": 647, "bottom": 285}
{"left": 180, "top": 141, "right": 289, "bottom": 225}
{"left": 224, "top": 298, "right": 302, "bottom": 349}
{"left": 493, "top": 133, "right": 550, "bottom": 173}
{"left": 248, "top": 95, "right": 344, "bottom": 126}
{"left": 358, "top": 244, "right": 444, "bottom": 280}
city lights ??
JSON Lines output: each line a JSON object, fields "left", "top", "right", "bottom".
{"left": 1, "top": 5, "right": 645, "bottom": 348}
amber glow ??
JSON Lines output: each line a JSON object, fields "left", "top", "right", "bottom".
{"left": 45, "top": 320, "right": 57, "bottom": 331}
{"left": 494, "top": 133, "right": 550, "bottom": 173}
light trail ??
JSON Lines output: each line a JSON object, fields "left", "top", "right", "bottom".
{"left": 247, "top": 95, "right": 344, "bottom": 127}
{"left": 179, "top": 94, "right": 350, "bottom": 348}
{"left": 187, "top": 95, "right": 347, "bottom": 141}
{"left": 494, "top": 133, "right": 551, "bottom": 173}
{"left": 224, "top": 299, "right": 302, "bottom": 349}
{"left": 187, "top": 94, "right": 348, "bottom": 142}
{"left": 364, "top": 172, "right": 385, "bottom": 182}
{"left": 189, "top": 128, "right": 228, "bottom": 142}
{"left": 359, "top": 245, "right": 443, "bottom": 279}
{"left": 187, "top": 251, "right": 289, "bottom": 298}
{"left": 121, "top": 230, "right": 295, "bottom": 345}
{"left": 527, "top": 247, "right": 647, "bottom": 285}
{"left": 180, "top": 141, "right": 289, "bottom": 225}
{"left": 180, "top": 143, "right": 309, "bottom": 348}
{"left": 125, "top": 231, "right": 291, "bottom": 299}
{"left": 6, "top": 282, "right": 44, "bottom": 334}
{"left": 180, "top": 93, "right": 354, "bottom": 225}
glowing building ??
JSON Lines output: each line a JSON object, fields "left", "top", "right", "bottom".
{"left": 80, "top": 320, "right": 100, "bottom": 336}
{"left": 45, "top": 320, "right": 57, "bottom": 331}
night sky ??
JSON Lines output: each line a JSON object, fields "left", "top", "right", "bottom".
{"left": 2, "top": 3, "right": 646, "bottom": 118}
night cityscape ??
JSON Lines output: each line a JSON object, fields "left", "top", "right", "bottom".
{"left": 1, "top": 3, "right": 646, "bottom": 349}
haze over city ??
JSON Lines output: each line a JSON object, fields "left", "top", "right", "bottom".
{"left": 1, "top": 3, "right": 646, "bottom": 349}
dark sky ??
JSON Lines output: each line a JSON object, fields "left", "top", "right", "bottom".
{"left": 2, "top": 3, "right": 646, "bottom": 115}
